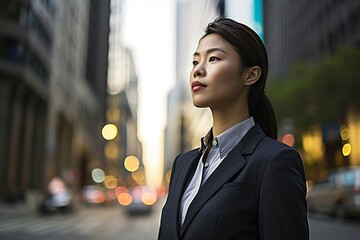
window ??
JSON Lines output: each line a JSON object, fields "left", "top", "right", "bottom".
{"left": 342, "top": 170, "right": 355, "bottom": 186}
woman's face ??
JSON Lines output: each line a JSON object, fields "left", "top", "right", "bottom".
{"left": 190, "top": 33, "right": 247, "bottom": 110}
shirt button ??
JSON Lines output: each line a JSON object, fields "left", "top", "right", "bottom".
{"left": 212, "top": 138, "right": 218, "bottom": 146}
{"left": 204, "top": 162, "right": 209, "bottom": 168}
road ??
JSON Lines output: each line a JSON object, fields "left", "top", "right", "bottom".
{"left": 309, "top": 213, "right": 360, "bottom": 240}
{"left": 0, "top": 198, "right": 165, "bottom": 240}
{"left": 1, "top": 200, "right": 360, "bottom": 240}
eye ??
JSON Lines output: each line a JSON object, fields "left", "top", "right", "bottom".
{"left": 192, "top": 60, "right": 198, "bottom": 67}
{"left": 209, "top": 56, "right": 219, "bottom": 62}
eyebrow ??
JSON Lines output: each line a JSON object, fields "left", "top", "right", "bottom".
{"left": 193, "top": 47, "right": 228, "bottom": 57}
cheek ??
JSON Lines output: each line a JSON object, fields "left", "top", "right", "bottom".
{"left": 210, "top": 71, "right": 245, "bottom": 104}
{"left": 211, "top": 66, "right": 242, "bottom": 89}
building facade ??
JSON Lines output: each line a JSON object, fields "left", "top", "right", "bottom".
{"left": 263, "top": 0, "right": 360, "bottom": 79}
{"left": 0, "top": 0, "right": 54, "bottom": 203}
{"left": 107, "top": 0, "right": 142, "bottom": 187}
{"left": 0, "top": 0, "right": 110, "bottom": 207}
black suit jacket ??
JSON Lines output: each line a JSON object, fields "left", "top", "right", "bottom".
{"left": 158, "top": 125, "right": 309, "bottom": 240}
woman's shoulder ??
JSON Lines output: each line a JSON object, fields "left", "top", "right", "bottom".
{"left": 238, "top": 124, "right": 299, "bottom": 158}
{"left": 260, "top": 134, "right": 293, "bottom": 148}
{"left": 258, "top": 135, "right": 301, "bottom": 159}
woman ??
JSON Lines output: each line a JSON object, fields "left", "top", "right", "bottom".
{"left": 158, "top": 17, "right": 309, "bottom": 240}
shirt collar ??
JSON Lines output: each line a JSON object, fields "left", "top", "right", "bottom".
{"left": 200, "top": 129, "right": 213, "bottom": 152}
{"left": 201, "top": 117, "right": 255, "bottom": 158}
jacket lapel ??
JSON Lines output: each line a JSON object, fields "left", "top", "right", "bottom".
{"left": 168, "top": 149, "right": 203, "bottom": 237}
{"left": 180, "top": 125, "right": 265, "bottom": 237}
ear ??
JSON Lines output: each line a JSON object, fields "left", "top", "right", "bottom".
{"left": 243, "top": 66, "right": 261, "bottom": 86}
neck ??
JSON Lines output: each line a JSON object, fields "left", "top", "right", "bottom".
{"left": 211, "top": 108, "right": 249, "bottom": 137}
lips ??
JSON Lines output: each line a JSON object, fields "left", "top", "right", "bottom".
{"left": 191, "top": 81, "right": 207, "bottom": 92}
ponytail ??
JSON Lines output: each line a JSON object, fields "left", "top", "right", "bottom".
{"left": 249, "top": 93, "right": 278, "bottom": 140}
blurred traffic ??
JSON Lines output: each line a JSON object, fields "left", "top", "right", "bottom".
{"left": 38, "top": 176, "right": 73, "bottom": 215}
{"left": 307, "top": 166, "right": 360, "bottom": 219}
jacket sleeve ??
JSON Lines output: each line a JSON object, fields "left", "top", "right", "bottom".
{"left": 259, "top": 147, "right": 309, "bottom": 240}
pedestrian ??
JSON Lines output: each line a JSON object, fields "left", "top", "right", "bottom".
{"left": 158, "top": 17, "right": 309, "bottom": 240}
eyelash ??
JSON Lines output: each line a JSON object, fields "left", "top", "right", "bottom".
{"left": 209, "top": 56, "right": 219, "bottom": 61}
{"left": 192, "top": 56, "right": 219, "bottom": 66}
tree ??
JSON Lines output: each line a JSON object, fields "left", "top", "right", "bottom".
{"left": 267, "top": 47, "right": 360, "bottom": 173}
{"left": 268, "top": 47, "right": 360, "bottom": 129}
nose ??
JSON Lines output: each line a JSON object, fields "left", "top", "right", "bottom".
{"left": 193, "top": 65, "right": 206, "bottom": 78}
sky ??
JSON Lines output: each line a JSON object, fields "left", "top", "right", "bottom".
{"left": 121, "top": 0, "right": 175, "bottom": 187}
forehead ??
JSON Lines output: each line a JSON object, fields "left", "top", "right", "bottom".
{"left": 196, "top": 33, "right": 235, "bottom": 53}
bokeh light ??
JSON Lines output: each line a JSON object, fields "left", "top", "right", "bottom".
{"left": 48, "top": 177, "right": 65, "bottom": 195}
{"left": 342, "top": 143, "right": 352, "bottom": 156}
{"left": 118, "top": 192, "right": 132, "bottom": 206}
{"left": 340, "top": 125, "right": 350, "bottom": 141}
{"left": 131, "top": 187, "right": 143, "bottom": 202}
{"left": 132, "top": 168, "right": 146, "bottom": 185}
{"left": 102, "top": 124, "right": 118, "bottom": 140}
{"left": 282, "top": 133, "right": 295, "bottom": 147}
{"left": 104, "top": 175, "right": 118, "bottom": 189}
{"left": 302, "top": 127, "right": 324, "bottom": 161}
{"left": 115, "top": 186, "right": 128, "bottom": 196}
{"left": 124, "top": 156, "right": 140, "bottom": 172}
{"left": 142, "top": 192, "right": 157, "bottom": 206}
{"left": 92, "top": 168, "right": 105, "bottom": 183}
{"left": 90, "top": 190, "right": 106, "bottom": 204}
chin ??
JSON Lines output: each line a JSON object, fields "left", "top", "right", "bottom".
{"left": 192, "top": 95, "right": 212, "bottom": 108}
{"left": 192, "top": 101, "right": 209, "bottom": 108}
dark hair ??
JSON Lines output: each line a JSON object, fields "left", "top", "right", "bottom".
{"left": 202, "top": 17, "right": 277, "bottom": 139}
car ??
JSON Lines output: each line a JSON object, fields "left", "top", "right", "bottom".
{"left": 118, "top": 186, "right": 158, "bottom": 215}
{"left": 307, "top": 166, "right": 360, "bottom": 219}
{"left": 38, "top": 177, "right": 73, "bottom": 214}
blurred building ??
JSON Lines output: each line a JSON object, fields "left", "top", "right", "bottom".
{"left": 107, "top": 0, "right": 143, "bottom": 187}
{"left": 0, "top": 0, "right": 110, "bottom": 206}
{"left": 263, "top": 0, "right": 360, "bottom": 80}
{"left": 163, "top": 0, "right": 220, "bottom": 184}
{"left": 0, "top": 0, "right": 53, "bottom": 203}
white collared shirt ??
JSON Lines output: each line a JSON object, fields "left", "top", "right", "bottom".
{"left": 180, "top": 117, "right": 255, "bottom": 225}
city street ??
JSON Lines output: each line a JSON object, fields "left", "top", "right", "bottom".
{"left": 1, "top": 199, "right": 360, "bottom": 240}
{"left": 0, "top": 198, "right": 165, "bottom": 240}
{"left": 309, "top": 213, "right": 360, "bottom": 240}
